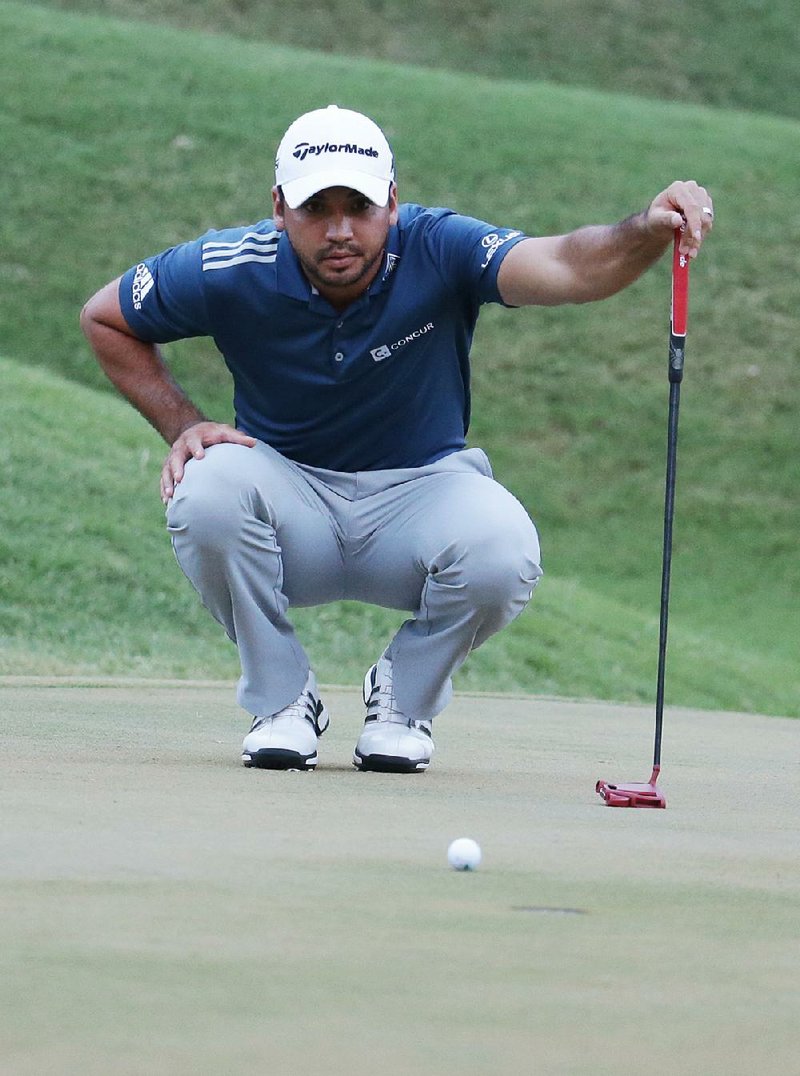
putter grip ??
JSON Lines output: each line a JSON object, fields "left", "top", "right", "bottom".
{"left": 669, "top": 231, "right": 689, "bottom": 383}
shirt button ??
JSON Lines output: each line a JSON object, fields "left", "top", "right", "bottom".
{"left": 336, "top": 321, "right": 344, "bottom": 329}
{"left": 334, "top": 351, "right": 344, "bottom": 362}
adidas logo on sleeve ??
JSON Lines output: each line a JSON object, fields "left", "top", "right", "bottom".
{"left": 131, "top": 263, "right": 154, "bottom": 310}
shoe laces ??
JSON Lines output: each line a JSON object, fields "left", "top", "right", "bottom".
{"left": 365, "top": 659, "right": 406, "bottom": 725}
{"left": 250, "top": 675, "right": 326, "bottom": 736}
{"left": 365, "top": 660, "right": 431, "bottom": 738}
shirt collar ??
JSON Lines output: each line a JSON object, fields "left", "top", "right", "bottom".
{"left": 374, "top": 221, "right": 401, "bottom": 292}
{"left": 275, "top": 230, "right": 312, "bottom": 302}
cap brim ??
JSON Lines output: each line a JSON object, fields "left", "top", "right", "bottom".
{"left": 280, "top": 170, "right": 393, "bottom": 209}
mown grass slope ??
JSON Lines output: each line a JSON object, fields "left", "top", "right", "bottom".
{"left": 30, "top": 0, "right": 800, "bottom": 120}
{"left": 1, "top": 3, "right": 797, "bottom": 714}
{"left": 5, "top": 357, "right": 795, "bottom": 717}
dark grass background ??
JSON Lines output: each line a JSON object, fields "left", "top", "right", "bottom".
{"left": 0, "top": 1, "right": 797, "bottom": 714}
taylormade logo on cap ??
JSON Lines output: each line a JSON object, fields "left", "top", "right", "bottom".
{"left": 292, "top": 142, "right": 380, "bottom": 162}
{"left": 275, "top": 105, "right": 395, "bottom": 209}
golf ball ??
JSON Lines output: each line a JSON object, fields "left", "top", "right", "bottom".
{"left": 447, "top": 837, "right": 482, "bottom": 871}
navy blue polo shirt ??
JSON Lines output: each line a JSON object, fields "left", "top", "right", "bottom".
{"left": 119, "top": 203, "right": 527, "bottom": 471}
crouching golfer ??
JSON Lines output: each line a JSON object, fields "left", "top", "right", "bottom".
{"left": 81, "top": 105, "right": 713, "bottom": 774}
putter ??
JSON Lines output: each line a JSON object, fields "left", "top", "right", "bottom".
{"left": 596, "top": 230, "right": 690, "bottom": 809}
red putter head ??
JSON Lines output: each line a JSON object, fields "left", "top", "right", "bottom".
{"left": 596, "top": 767, "right": 666, "bottom": 809}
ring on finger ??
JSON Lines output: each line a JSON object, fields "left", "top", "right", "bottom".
{"left": 701, "top": 206, "right": 714, "bottom": 217}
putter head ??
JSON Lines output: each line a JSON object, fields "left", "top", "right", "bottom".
{"left": 595, "top": 767, "right": 666, "bottom": 809}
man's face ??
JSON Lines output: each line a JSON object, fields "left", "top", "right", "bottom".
{"left": 273, "top": 184, "right": 398, "bottom": 308}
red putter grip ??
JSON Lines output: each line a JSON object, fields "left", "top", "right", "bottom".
{"left": 671, "top": 231, "right": 689, "bottom": 336}
{"left": 668, "top": 231, "right": 689, "bottom": 382}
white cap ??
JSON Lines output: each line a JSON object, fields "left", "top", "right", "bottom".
{"left": 275, "top": 105, "right": 395, "bottom": 209}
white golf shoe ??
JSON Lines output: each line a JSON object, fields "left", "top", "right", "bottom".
{"left": 242, "top": 670, "right": 329, "bottom": 770}
{"left": 353, "top": 657, "right": 434, "bottom": 773}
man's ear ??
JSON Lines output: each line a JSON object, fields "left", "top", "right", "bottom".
{"left": 388, "top": 183, "right": 399, "bottom": 226}
{"left": 272, "top": 186, "right": 286, "bottom": 231}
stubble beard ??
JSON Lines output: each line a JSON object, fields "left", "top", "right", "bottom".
{"left": 301, "top": 244, "right": 385, "bottom": 293}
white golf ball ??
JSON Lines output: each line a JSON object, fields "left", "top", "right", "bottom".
{"left": 447, "top": 837, "right": 482, "bottom": 871}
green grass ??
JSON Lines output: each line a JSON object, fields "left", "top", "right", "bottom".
{"left": 29, "top": 0, "right": 800, "bottom": 121}
{"left": 2, "top": 683, "right": 799, "bottom": 1074}
{"left": 0, "top": 2, "right": 798, "bottom": 715}
{"left": 2, "top": 357, "right": 796, "bottom": 717}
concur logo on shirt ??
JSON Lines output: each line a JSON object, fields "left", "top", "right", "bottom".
{"left": 370, "top": 321, "right": 435, "bottom": 361}
{"left": 293, "top": 142, "right": 380, "bottom": 162}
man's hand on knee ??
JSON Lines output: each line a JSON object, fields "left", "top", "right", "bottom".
{"left": 160, "top": 421, "right": 257, "bottom": 504}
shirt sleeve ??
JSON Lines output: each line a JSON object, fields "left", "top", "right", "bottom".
{"left": 422, "top": 209, "right": 529, "bottom": 305}
{"left": 118, "top": 237, "right": 209, "bottom": 342}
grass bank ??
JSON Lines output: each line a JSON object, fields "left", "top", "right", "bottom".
{"left": 2, "top": 357, "right": 796, "bottom": 716}
{"left": 0, "top": 3, "right": 797, "bottom": 714}
{"left": 30, "top": 0, "right": 800, "bottom": 120}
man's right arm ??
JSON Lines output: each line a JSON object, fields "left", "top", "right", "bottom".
{"left": 80, "top": 277, "right": 209, "bottom": 445}
{"left": 496, "top": 180, "right": 713, "bottom": 307}
{"left": 80, "top": 278, "right": 255, "bottom": 502}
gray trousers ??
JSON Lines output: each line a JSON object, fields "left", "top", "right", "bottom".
{"left": 166, "top": 443, "right": 542, "bottom": 721}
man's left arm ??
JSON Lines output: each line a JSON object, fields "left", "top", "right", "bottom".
{"left": 497, "top": 180, "right": 714, "bottom": 307}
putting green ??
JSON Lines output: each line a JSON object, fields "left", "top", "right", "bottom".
{"left": 1, "top": 679, "right": 797, "bottom": 1075}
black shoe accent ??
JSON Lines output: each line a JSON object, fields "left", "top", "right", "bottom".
{"left": 353, "top": 750, "right": 427, "bottom": 774}
{"left": 310, "top": 699, "right": 328, "bottom": 737}
{"left": 243, "top": 748, "right": 317, "bottom": 771}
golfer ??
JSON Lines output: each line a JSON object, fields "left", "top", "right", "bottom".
{"left": 80, "top": 105, "right": 713, "bottom": 774}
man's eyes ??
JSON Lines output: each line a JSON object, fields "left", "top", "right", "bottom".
{"left": 302, "top": 198, "right": 374, "bottom": 214}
